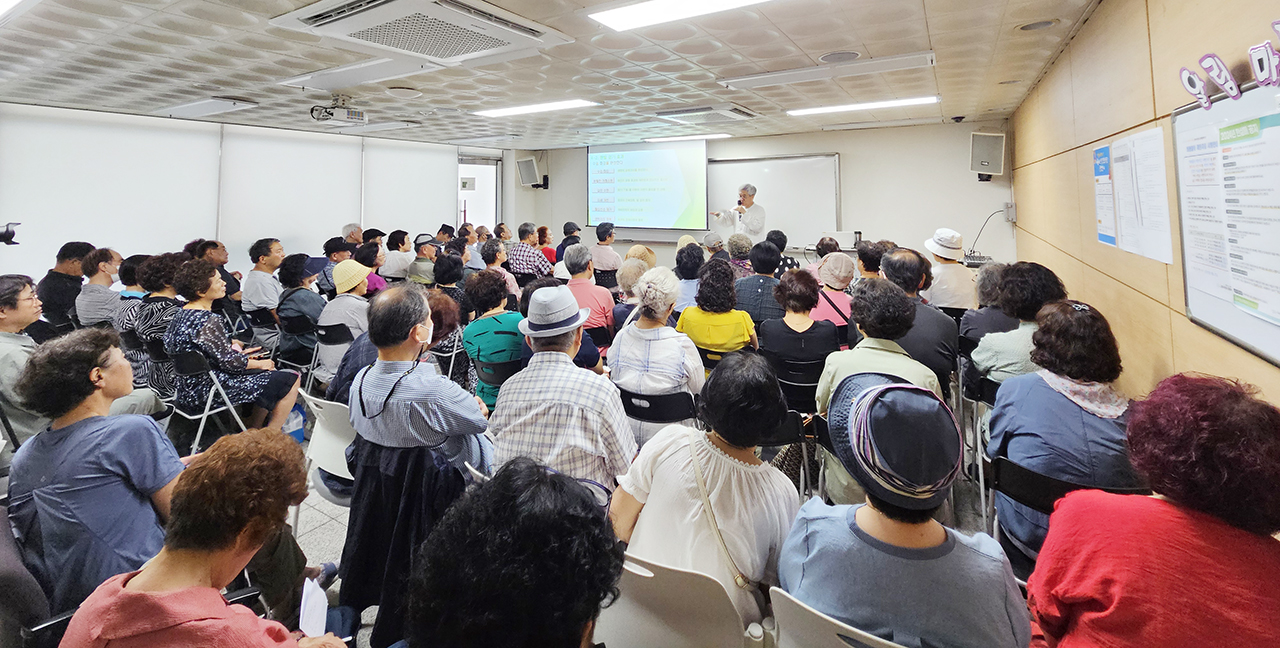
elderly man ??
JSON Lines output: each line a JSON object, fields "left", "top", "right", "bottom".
{"left": 508, "top": 222, "right": 554, "bottom": 278}
{"left": 556, "top": 221, "right": 582, "bottom": 263}
{"left": 879, "top": 248, "right": 959, "bottom": 399}
{"left": 318, "top": 236, "right": 357, "bottom": 296}
{"left": 703, "top": 232, "right": 729, "bottom": 263}
{"left": 489, "top": 285, "right": 635, "bottom": 486}
{"left": 564, "top": 244, "right": 614, "bottom": 334}
{"left": 407, "top": 234, "right": 439, "bottom": 286}
{"left": 342, "top": 223, "right": 363, "bottom": 246}
{"left": 74, "top": 247, "right": 123, "bottom": 326}
{"left": 241, "top": 237, "right": 287, "bottom": 349}
{"left": 920, "top": 228, "right": 977, "bottom": 310}
{"left": 711, "top": 183, "right": 767, "bottom": 243}
{"left": 379, "top": 230, "right": 416, "bottom": 281}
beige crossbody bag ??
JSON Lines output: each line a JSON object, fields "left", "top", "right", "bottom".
{"left": 687, "top": 429, "right": 757, "bottom": 591}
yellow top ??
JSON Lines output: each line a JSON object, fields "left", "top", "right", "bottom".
{"left": 676, "top": 307, "right": 755, "bottom": 353}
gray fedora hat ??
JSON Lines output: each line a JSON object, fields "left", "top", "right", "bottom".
{"left": 518, "top": 285, "right": 590, "bottom": 338}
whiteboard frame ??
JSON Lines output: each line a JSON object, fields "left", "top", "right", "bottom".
{"left": 707, "top": 153, "right": 842, "bottom": 233}
{"left": 1171, "top": 80, "right": 1280, "bottom": 369}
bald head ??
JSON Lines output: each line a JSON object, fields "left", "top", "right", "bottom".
{"left": 367, "top": 283, "right": 432, "bottom": 349}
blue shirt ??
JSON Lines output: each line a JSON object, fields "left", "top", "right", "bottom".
{"left": 987, "top": 372, "right": 1139, "bottom": 557}
{"left": 7, "top": 415, "right": 184, "bottom": 613}
{"left": 779, "top": 499, "right": 1030, "bottom": 648}
{"left": 675, "top": 279, "right": 698, "bottom": 313}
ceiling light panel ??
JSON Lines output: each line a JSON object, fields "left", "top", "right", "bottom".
{"left": 787, "top": 95, "right": 940, "bottom": 117}
{"left": 473, "top": 99, "right": 599, "bottom": 117}
{"left": 152, "top": 97, "right": 257, "bottom": 118}
{"left": 643, "top": 133, "right": 731, "bottom": 142}
{"left": 589, "top": 0, "right": 773, "bottom": 32}
{"left": 720, "top": 51, "right": 936, "bottom": 90}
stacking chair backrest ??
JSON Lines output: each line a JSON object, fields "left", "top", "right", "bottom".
{"left": 770, "top": 587, "right": 909, "bottom": 648}
{"left": 245, "top": 308, "right": 278, "bottom": 329}
{"left": 760, "top": 348, "right": 826, "bottom": 414}
{"left": 617, "top": 389, "right": 696, "bottom": 424}
{"left": 594, "top": 269, "right": 619, "bottom": 290}
{"left": 299, "top": 392, "right": 357, "bottom": 481}
{"left": 315, "top": 323, "right": 355, "bottom": 346}
{"left": 143, "top": 337, "right": 169, "bottom": 363}
{"left": 279, "top": 315, "right": 316, "bottom": 336}
{"left": 473, "top": 358, "right": 523, "bottom": 388}
{"left": 989, "top": 456, "right": 1151, "bottom": 516}
{"left": 585, "top": 326, "right": 613, "bottom": 348}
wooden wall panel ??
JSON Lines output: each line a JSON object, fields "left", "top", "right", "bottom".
{"left": 1016, "top": 228, "right": 1085, "bottom": 297}
{"left": 1076, "top": 266, "right": 1175, "bottom": 398}
{"left": 1171, "top": 316, "right": 1280, "bottom": 403}
{"left": 1011, "top": 84, "right": 1038, "bottom": 169}
{"left": 1069, "top": 0, "right": 1156, "bottom": 146}
{"left": 1031, "top": 52, "right": 1078, "bottom": 163}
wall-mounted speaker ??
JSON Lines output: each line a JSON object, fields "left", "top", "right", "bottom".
{"left": 970, "top": 132, "right": 1006, "bottom": 176}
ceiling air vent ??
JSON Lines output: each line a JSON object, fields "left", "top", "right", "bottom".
{"left": 271, "top": 0, "right": 571, "bottom": 66}
{"left": 655, "top": 103, "right": 759, "bottom": 125}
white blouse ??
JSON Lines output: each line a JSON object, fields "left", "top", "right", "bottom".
{"left": 607, "top": 324, "right": 706, "bottom": 446}
{"left": 618, "top": 425, "right": 800, "bottom": 625}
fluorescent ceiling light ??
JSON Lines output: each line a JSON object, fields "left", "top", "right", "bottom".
{"left": 153, "top": 97, "right": 258, "bottom": 118}
{"left": 335, "top": 121, "right": 419, "bottom": 135}
{"left": 474, "top": 99, "right": 599, "bottom": 118}
{"left": 821, "top": 118, "right": 944, "bottom": 131}
{"left": 643, "top": 133, "right": 732, "bottom": 142}
{"left": 787, "top": 95, "right": 939, "bottom": 117}
{"left": 589, "top": 0, "right": 771, "bottom": 32}
{"left": 448, "top": 134, "right": 524, "bottom": 145}
{"left": 279, "top": 58, "right": 439, "bottom": 92}
{"left": 720, "top": 51, "right": 935, "bottom": 90}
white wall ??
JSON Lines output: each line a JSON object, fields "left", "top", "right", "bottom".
{"left": 0, "top": 103, "right": 462, "bottom": 278}
{"left": 506, "top": 122, "right": 1015, "bottom": 268}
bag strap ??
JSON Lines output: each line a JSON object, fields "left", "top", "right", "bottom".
{"left": 687, "top": 429, "right": 757, "bottom": 591}
{"left": 820, "top": 290, "right": 852, "bottom": 326}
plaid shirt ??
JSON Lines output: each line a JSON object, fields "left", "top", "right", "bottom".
{"left": 735, "top": 275, "right": 786, "bottom": 325}
{"left": 490, "top": 352, "right": 637, "bottom": 486}
{"left": 508, "top": 241, "right": 553, "bottom": 276}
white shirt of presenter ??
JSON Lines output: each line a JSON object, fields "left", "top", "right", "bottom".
{"left": 713, "top": 184, "right": 767, "bottom": 244}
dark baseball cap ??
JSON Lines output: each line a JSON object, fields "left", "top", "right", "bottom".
{"left": 563, "top": 221, "right": 581, "bottom": 236}
{"left": 323, "top": 237, "right": 357, "bottom": 255}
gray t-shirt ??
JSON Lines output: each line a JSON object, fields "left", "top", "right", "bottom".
{"left": 779, "top": 499, "right": 1030, "bottom": 648}
{"left": 74, "top": 284, "right": 122, "bottom": 326}
{"left": 241, "top": 269, "right": 283, "bottom": 312}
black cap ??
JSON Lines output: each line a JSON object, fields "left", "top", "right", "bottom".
{"left": 323, "top": 237, "right": 357, "bottom": 255}
{"left": 563, "top": 221, "right": 580, "bottom": 237}
{"left": 362, "top": 228, "right": 387, "bottom": 243}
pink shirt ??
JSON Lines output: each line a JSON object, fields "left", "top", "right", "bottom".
{"left": 567, "top": 277, "right": 615, "bottom": 330}
{"left": 365, "top": 272, "right": 387, "bottom": 294}
{"left": 810, "top": 289, "right": 851, "bottom": 328}
{"left": 489, "top": 266, "right": 521, "bottom": 299}
{"left": 60, "top": 571, "right": 298, "bottom": 648}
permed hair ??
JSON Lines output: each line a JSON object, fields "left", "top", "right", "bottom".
{"left": 16, "top": 328, "right": 120, "bottom": 418}
{"left": 172, "top": 259, "right": 219, "bottom": 301}
{"left": 1128, "top": 374, "right": 1280, "bottom": 535}
{"left": 697, "top": 351, "right": 787, "bottom": 447}
{"left": 773, "top": 269, "right": 820, "bottom": 313}
{"left": 850, "top": 277, "right": 916, "bottom": 340}
{"left": 137, "top": 252, "right": 190, "bottom": 293}
{"left": 675, "top": 243, "right": 705, "bottom": 281}
{"left": 633, "top": 266, "right": 679, "bottom": 320}
{"left": 465, "top": 269, "right": 510, "bottom": 313}
{"left": 727, "top": 234, "right": 752, "bottom": 260}
{"left": 1031, "top": 300, "right": 1122, "bottom": 383}
{"left": 406, "top": 457, "right": 624, "bottom": 648}
{"left": 433, "top": 253, "right": 465, "bottom": 286}
{"left": 854, "top": 240, "right": 893, "bottom": 274}
{"left": 164, "top": 428, "right": 307, "bottom": 552}
{"left": 276, "top": 253, "right": 313, "bottom": 289}
{"left": 616, "top": 259, "right": 648, "bottom": 297}
{"left": 975, "top": 262, "right": 1007, "bottom": 307}
{"left": 998, "top": 261, "right": 1067, "bottom": 321}
{"left": 694, "top": 258, "right": 737, "bottom": 314}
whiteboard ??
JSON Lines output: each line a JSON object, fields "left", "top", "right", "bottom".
{"left": 707, "top": 154, "right": 839, "bottom": 250}
{"left": 1172, "top": 82, "right": 1280, "bottom": 366}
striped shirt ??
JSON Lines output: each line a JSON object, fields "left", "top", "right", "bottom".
{"left": 349, "top": 360, "right": 493, "bottom": 474}
{"left": 490, "top": 352, "right": 636, "bottom": 486}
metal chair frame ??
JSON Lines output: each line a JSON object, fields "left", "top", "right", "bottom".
{"left": 170, "top": 351, "right": 248, "bottom": 454}
{"left": 304, "top": 323, "right": 355, "bottom": 393}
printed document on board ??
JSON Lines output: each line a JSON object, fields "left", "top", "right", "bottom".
{"left": 1093, "top": 146, "right": 1116, "bottom": 246}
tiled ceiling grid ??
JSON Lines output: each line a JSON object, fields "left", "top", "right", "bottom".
{"left": 0, "top": 0, "right": 1096, "bottom": 148}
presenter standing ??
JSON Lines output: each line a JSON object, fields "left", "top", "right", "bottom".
{"left": 712, "top": 184, "right": 767, "bottom": 244}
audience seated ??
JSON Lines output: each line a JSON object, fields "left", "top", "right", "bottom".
{"left": 817, "top": 278, "right": 941, "bottom": 504}
{"left": 59, "top": 429, "right": 346, "bottom": 648}
{"left": 766, "top": 230, "right": 800, "bottom": 278}
{"left": 757, "top": 269, "right": 841, "bottom": 369}
{"left": 190, "top": 239, "right": 243, "bottom": 319}
{"left": 726, "top": 234, "right": 754, "bottom": 280}
{"left": 972, "top": 262, "right": 1066, "bottom": 382}
{"left": 780, "top": 381, "right": 1029, "bottom": 648}
{"left": 518, "top": 278, "right": 604, "bottom": 374}
{"left": 624, "top": 244, "right": 657, "bottom": 269}
{"left": 987, "top": 300, "right": 1141, "bottom": 578}
{"left": 851, "top": 239, "right": 893, "bottom": 288}
{"left": 462, "top": 270, "right": 524, "bottom": 409}
{"left": 674, "top": 243, "right": 704, "bottom": 314}
{"left": 343, "top": 283, "right": 491, "bottom": 647}
{"left": 241, "top": 238, "right": 286, "bottom": 349}
{"left": 479, "top": 239, "right": 520, "bottom": 300}
{"left": 495, "top": 222, "right": 513, "bottom": 249}
{"left": 166, "top": 260, "right": 301, "bottom": 429}
{"left": 804, "top": 237, "right": 841, "bottom": 278}
{"left": 380, "top": 229, "right": 415, "bottom": 280}
{"left": 406, "top": 234, "right": 437, "bottom": 286}
{"left": 342, "top": 222, "right": 364, "bottom": 246}
{"left": 457, "top": 225, "right": 485, "bottom": 273}
{"left": 318, "top": 236, "right": 356, "bottom": 296}
{"left": 363, "top": 228, "right": 386, "bottom": 247}
{"left": 432, "top": 253, "right": 472, "bottom": 324}
{"left": 405, "top": 457, "right": 624, "bottom": 648}
{"left": 312, "top": 259, "right": 371, "bottom": 387}
{"left": 610, "top": 259, "right": 652, "bottom": 327}
{"left": 564, "top": 244, "right": 615, "bottom": 336}
{"left": 34, "top": 241, "right": 93, "bottom": 336}
{"left": 611, "top": 352, "right": 798, "bottom": 625}
{"left": 959, "top": 262, "right": 1017, "bottom": 342}
{"left": 431, "top": 254, "right": 476, "bottom": 390}
{"left": 879, "top": 248, "right": 958, "bottom": 398}
{"left": 74, "top": 247, "right": 123, "bottom": 326}
{"left": 435, "top": 223, "right": 454, "bottom": 244}
{"left": 113, "top": 254, "right": 151, "bottom": 386}
{"left": 276, "top": 254, "right": 326, "bottom": 365}
{"left": 735, "top": 241, "right": 785, "bottom": 326}
{"left": 608, "top": 266, "right": 705, "bottom": 445}
{"left": 676, "top": 259, "right": 758, "bottom": 358}
{"left": 920, "top": 228, "right": 977, "bottom": 309}
{"left": 536, "top": 225, "right": 557, "bottom": 265}
{"left": 135, "top": 252, "right": 189, "bottom": 399}
{"left": 1028, "top": 374, "right": 1280, "bottom": 647}
{"left": 353, "top": 242, "right": 388, "bottom": 296}
{"left": 809, "top": 252, "right": 856, "bottom": 344}
{"left": 591, "top": 222, "right": 623, "bottom": 288}
{"left": 511, "top": 222, "right": 554, "bottom": 277}
{"left": 703, "top": 232, "right": 728, "bottom": 262}
{"left": 555, "top": 221, "right": 581, "bottom": 263}
{"left": 8, "top": 328, "right": 182, "bottom": 613}
{"left": 491, "top": 285, "right": 635, "bottom": 485}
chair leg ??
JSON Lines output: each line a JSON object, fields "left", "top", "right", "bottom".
{"left": 213, "top": 377, "right": 247, "bottom": 432}
{"left": 191, "top": 386, "right": 217, "bottom": 454}
{"left": 304, "top": 345, "right": 320, "bottom": 394}
{"left": 799, "top": 441, "right": 810, "bottom": 501}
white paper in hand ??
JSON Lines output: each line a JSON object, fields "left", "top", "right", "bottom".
{"left": 299, "top": 576, "right": 327, "bottom": 637}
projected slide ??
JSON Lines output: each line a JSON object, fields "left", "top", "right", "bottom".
{"left": 587, "top": 140, "right": 707, "bottom": 230}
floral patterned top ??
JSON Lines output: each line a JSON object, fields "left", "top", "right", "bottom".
{"left": 163, "top": 309, "right": 277, "bottom": 414}
{"left": 135, "top": 295, "right": 182, "bottom": 398}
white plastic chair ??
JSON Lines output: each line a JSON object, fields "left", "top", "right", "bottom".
{"left": 769, "top": 587, "right": 909, "bottom": 648}
{"left": 594, "top": 553, "right": 766, "bottom": 648}
{"left": 293, "top": 392, "right": 358, "bottom": 528}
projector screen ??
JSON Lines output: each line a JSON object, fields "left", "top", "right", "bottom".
{"left": 587, "top": 140, "right": 708, "bottom": 230}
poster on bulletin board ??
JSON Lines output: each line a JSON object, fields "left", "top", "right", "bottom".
{"left": 1091, "top": 128, "right": 1174, "bottom": 263}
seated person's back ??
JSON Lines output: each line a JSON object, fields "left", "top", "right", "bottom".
{"left": 781, "top": 381, "right": 1029, "bottom": 648}
{"left": 676, "top": 259, "right": 756, "bottom": 354}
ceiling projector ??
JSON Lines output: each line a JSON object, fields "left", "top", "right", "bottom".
{"left": 312, "top": 94, "right": 368, "bottom": 126}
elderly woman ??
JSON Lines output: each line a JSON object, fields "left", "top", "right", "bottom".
{"left": 987, "top": 300, "right": 1141, "bottom": 578}
{"left": 135, "top": 252, "right": 189, "bottom": 399}
{"left": 1029, "top": 374, "right": 1280, "bottom": 646}
{"left": 625, "top": 244, "right": 657, "bottom": 269}
{"left": 726, "top": 234, "right": 753, "bottom": 280}
{"left": 462, "top": 270, "right": 524, "bottom": 409}
{"left": 611, "top": 352, "right": 799, "bottom": 625}
{"left": 608, "top": 267, "right": 705, "bottom": 446}
{"left": 611, "top": 259, "right": 656, "bottom": 328}
{"left": 480, "top": 239, "right": 520, "bottom": 301}
{"left": 674, "top": 243, "right": 704, "bottom": 315}
{"left": 60, "top": 429, "right": 346, "bottom": 648}
{"left": 676, "top": 259, "right": 757, "bottom": 357}
{"left": 518, "top": 277, "right": 604, "bottom": 375}
{"left": 972, "top": 261, "right": 1066, "bottom": 382}
{"left": 275, "top": 253, "right": 326, "bottom": 366}
{"left": 804, "top": 236, "right": 841, "bottom": 278}
{"left": 536, "top": 225, "right": 557, "bottom": 265}
{"left": 353, "top": 242, "right": 388, "bottom": 296}
{"left": 430, "top": 253, "right": 476, "bottom": 391}
{"left": 959, "top": 262, "right": 1018, "bottom": 342}
{"left": 165, "top": 259, "right": 301, "bottom": 429}
{"left": 758, "top": 269, "right": 841, "bottom": 366}
{"left": 809, "top": 253, "right": 856, "bottom": 346}
{"left": 113, "top": 254, "right": 151, "bottom": 386}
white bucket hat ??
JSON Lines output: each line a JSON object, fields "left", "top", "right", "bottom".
{"left": 518, "top": 285, "right": 590, "bottom": 338}
{"left": 924, "top": 228, "right": 964, "bottom": 261}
